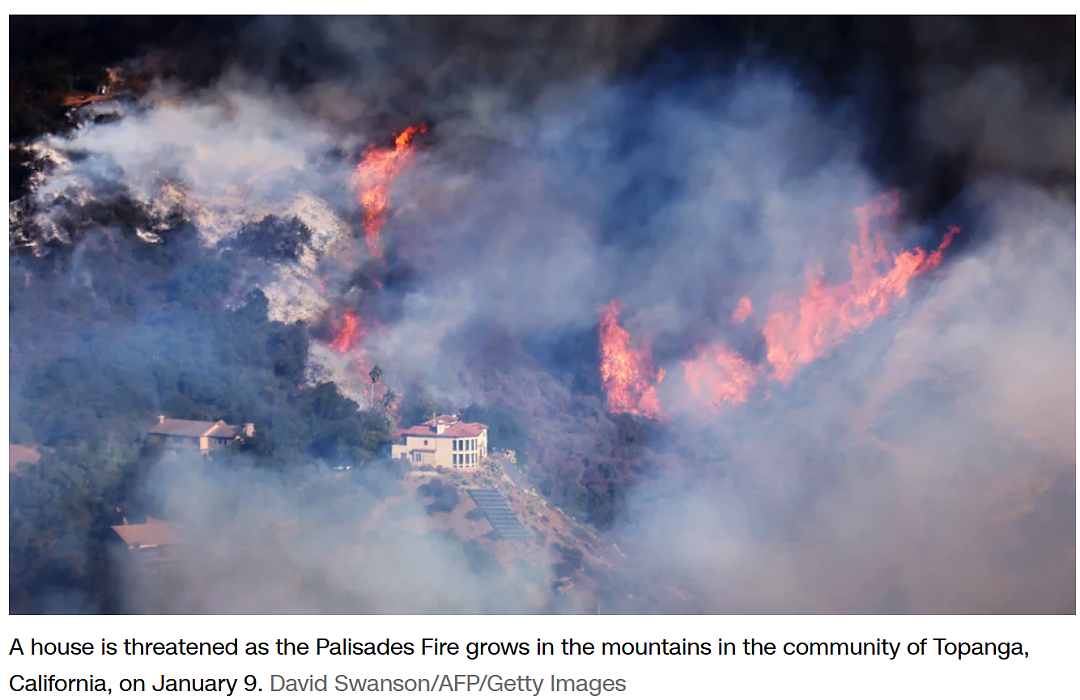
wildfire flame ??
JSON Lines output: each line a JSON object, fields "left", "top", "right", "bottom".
{"left": 350, "top": 124, "right": 426, "bottom": 258}
{"left": 599, "top": 192, "right": 959, "bottom": 417}
{"left": 598, "top": 301, "right": 663, "bottom": 418}
{"left": 325, "top": 310, "right": 401, "bottom": 416}
{"left": 762, "top": 193, "right": 957, "bottom": 384}
{"left": 682, "top": 343, "right": 758, "bottom": 409}
{"left": 329, "top": 310, "right": 365, "bottom": 354}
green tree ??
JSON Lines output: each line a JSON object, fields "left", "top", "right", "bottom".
{"left": 368, "top": 364, "right": 384, "bottom": 406}
{"left": 381, "top": 388, "right": 398, "bottom": 413}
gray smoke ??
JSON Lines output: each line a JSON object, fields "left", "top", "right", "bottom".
{"left": 621, "top": 180, "right": 1075, "bottom": 614}
{"left": 14, "top": 17, "right": 1074, "bottom": 614}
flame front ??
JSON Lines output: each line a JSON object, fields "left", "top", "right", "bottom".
{"left": 350, "top": 124, "right": 426, "bottom": 258}
{"left": 598, "top": 192, "right": 959, "bottom": 417}
{"left": 329, "top": 310, "right": 365, "bottom": 354}
{"left": 682, "top": 343, "right": 757, "bottom": 410}
{"left": 598, "top": 301, "right": 663, "bottom": 418}
{"left": 762, "top": 193, "right": 956, "bottom": 384}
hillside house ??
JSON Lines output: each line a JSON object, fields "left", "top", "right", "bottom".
{"left": 149, "top": 416, "right": 254, "bottom": 454}
{"left": 391, "top": 414, "right": 488, "bottom": 469}
{"left": 112, "top": 517, "right": 183, "bottom": 571}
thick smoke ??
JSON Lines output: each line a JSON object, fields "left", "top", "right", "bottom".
{"left": 911, "top": 17, "right": 1076, "bottom": 181}
{"left": 622, "top": 180, "right": 1075, "bottom": 614}
{"left": 119, "top": 455, "right": 556, "bottom": 614}
{"left": 11, "top": 17, "right": 1074, "bottom": 613}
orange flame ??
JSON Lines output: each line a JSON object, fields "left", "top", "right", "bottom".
{"left": 598, "top": 301, "right": 663, "bottom": 418}
{"left": 597, "top": 192, "right": 959, "bottom": 415}
{"left": 732, "top": 296, "right": 753, "bottom": 324}
{"left": 682, "top": 343, "right": 757, "bottom": 410}
{"left": 385, "top": 390, "right": 402, "bottom": 416}
{"left": 351, "top": 124, "right": 426, "bottom": 258}
{"left": 325, "top": 310, "right": 403, "bottom": 414}
{"left": 329, "top": 310, "right": 365, "bottom": 354}
{"left": 762, "top": 192, "right": 956, "bottom": 384}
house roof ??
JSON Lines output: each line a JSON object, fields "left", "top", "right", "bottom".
{"left": 150, "top": 418, "right": 239, "bottom": 439}
{"left": 112, "top": 517, "right": 183, "bottom": 548}
{"left": 393, "top": 415, "right": 488, "bottom": 440}
{"left": 9, "top": 444, "right": 41, "bottom": 472}
{"left": 205, "top": 423, "right": 241, "bottom": 439}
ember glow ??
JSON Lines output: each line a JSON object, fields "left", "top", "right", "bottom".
{"left": 599, "top": 193, "right": 959, "bottom": 415}
{"left": 325, "top": 309, "right": 401, "bottom": 413}
{"left": 350, "top": 124, "right": 426, "bottom": 258}
{"left": 598, "top": 300, "right": 663, "bottom": 418}
{"left": 761, "top": 192, "right": 957, "bottom": 384}
{"left": 682, "top": 343, "right": 758, "bottom": 410}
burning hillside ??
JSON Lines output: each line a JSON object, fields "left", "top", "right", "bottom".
{"left": 8, "top": 17, "right": 1074, "bottom": 615}
{"left": 598, "top": 301, "right": 665, "bottom": 418}
{"left": 601, "top": 192, "right": 960, "bottom": 415}
{"left": 352, "top": 124, "right": 426, "bottom": 258}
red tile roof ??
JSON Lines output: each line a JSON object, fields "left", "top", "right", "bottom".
{"left": 392, "top": 415, "right": 488, "bottom": 439}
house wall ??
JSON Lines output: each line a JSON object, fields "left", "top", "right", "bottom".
{"left": 392, "top": 430, "right": 489, "bottom": 469}
{"left": 159, "top": 434, "right": 230, "bottom": 453}
{"left": 447, "top": 434, "right": 487, "bottom": 467}
{"left": 163, "top": 435, "right": 200, "bottom": 450}
{"left": 434, "top": 436, "right": 454, "bottom": 467}
{"left": 392, "top": 436, "right": 430, "bottom": 463}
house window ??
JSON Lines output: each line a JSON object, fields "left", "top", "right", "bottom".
{"left": 413, "top": 453, "right": 421, "bottom": 463}
{"left": 424, "top": 440, "right": 428, "bottom": 446}
{"left": 453, "top": 454, "right": 458, "bottom": 466}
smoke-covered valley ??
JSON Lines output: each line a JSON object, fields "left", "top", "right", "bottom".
{"left": 8, "top": 17, "right": 1075, "bottom": 614}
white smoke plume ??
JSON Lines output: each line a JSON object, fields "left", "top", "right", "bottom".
{"left": 10, "top": 17, "right": 1074, "bottom": 614}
